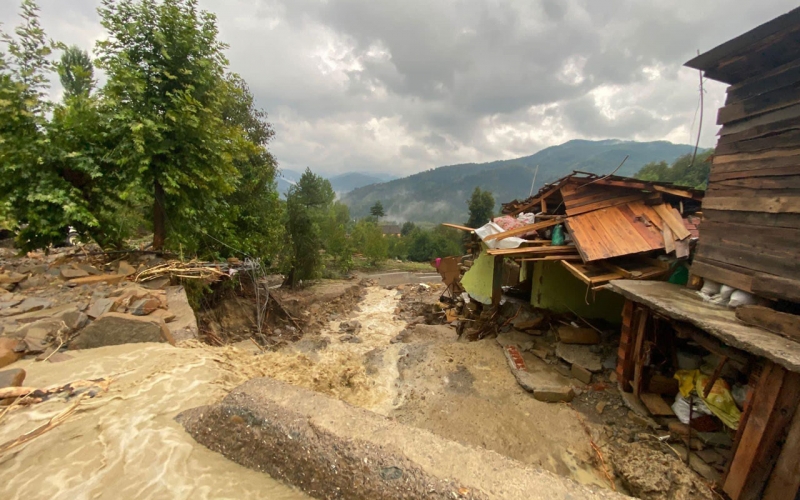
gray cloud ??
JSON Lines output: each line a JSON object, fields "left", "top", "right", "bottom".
{"left": 2, "top": 0, "right": 797, "bottom": 175}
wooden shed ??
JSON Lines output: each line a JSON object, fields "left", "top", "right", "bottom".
{"left": 685, "top": 7, "right": 800, "bottom": 304}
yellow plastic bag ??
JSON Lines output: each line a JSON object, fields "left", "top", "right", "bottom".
{"left": 673, "top": 369, "right": 741, "bottom": 430}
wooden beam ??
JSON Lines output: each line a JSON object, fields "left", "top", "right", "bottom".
{"left": 703, "top": 195, "right": 800, "bottom": 214}
{"left": 632, "top": 308, "right": 649, "bottom": 398}
{"left": 510, "top": 183, "right": 563, "bottom": 216}
{"left": 736, "top": 306, "right": 800, "bottom": 343}
{"left": 671, "top": 321, "right": 751, "bottom": 368}
{"left": 691, "top": 258, "right": 755, "bottom": 292}
{"left": 762, "top": 399, "right": 800, "bottom": 500}
{"left": 491, "top": 255, "right": 503, "bottom": 307}
{"left": 653, "top": 203, "right": 691, "bottom": 240}
{"left": 485, "top": 245, "right": 578, "bottom": 256}
{"left": 518, "top": 256, "right": 583, "bottom": 262}
{"left": 441, "top": 223, "right": 475, "bottom": 232}
{"left": 751, "top": 273, "right": 800, "bottom": 302}
{"left": 482, "top": 218, "right": 564, "bottom": 241}
{"left": 565, "top": 193, "right": 648, "bottom": 217}
{"left": 652, "top": 184, "right": 705, "bottom": 201}
{"left": 704, "top": 355, "right": 729, "bottom": 398}
{"left": 724, "top": 363, "right": 800, "bottom": 500}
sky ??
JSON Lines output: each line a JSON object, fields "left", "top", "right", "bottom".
{"left": 1, "top": 1, "right": 797, "bottom": 177}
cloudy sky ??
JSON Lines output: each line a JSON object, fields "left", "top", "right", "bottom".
{"left": 1, "top": 1, "right": 797, "bottom": 176}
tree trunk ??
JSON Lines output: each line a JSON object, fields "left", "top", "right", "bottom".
{"left": 153, "top": 178, "right": 166, "bottom": 250}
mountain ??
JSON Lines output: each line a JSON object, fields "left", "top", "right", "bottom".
{"left": 276, "top": 169, "right": 396, "bottom": 196}
{"left": 328, "top": 172, "right": 397, "bottom": 194}
{"left": 340, "top": 139, "right": 700, "bottom": 224}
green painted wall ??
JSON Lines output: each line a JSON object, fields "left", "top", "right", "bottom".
{"left": 461, "top": 251, "right": 495, "bottom": 305}
{"left": 529, "top": 261, "right": 624, "bottom": 323}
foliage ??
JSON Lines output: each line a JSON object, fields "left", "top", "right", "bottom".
{"left": 466, "top": 187, "right": 494, "bottom": 228}
{"left": 285, "top": 168, "right": 335, "bottom": 286}
{"left": 58, "top": 45, "right": 93, "bottom": 98}
{"left": 369, "top": 200, "right": 385, "bottom": 218}
{"left": 351, "top": 218, "right": 387, "bottom": 265}
{"left": 403, "top": 225, "right": 462, "bottom": 262}
{"left": 400, "top": 221, "right": 416, "bottom": 236}
{"left": 323, "top": 201, "right": 353, "bottom": 271}
{"left": 96, "top": 0, "right": 244, "bottom": 251}
{"left": 634, "top": 150, "right": 714, "bottom": 189}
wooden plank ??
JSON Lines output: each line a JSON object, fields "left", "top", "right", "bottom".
{"left": 653, "top": 204, "right": 691, "bottom": 239}
{"left": 565, "top": 193, "right": 648, "bottom": 217}
{"left": 699, "top": 220, "right": 800, "bottom": 251}
{"left": 696, "top": 238, "right": 800, "bottom": 281}
{"left": 717, "top": 85, "right": 800, "bottom": 125}
{"left": 724, "top": 364, "right": 800, "bottom": 500}
{"left": 713, "top": 148, "right": 800, "bottom": 165}
{"left": 485, "top": 245, "right": 578, "bottom": 256}
{"left": 651, "top": 184, "right": 704, "bottom": 200}
{"left": 632, "top": 308, "right": 649, "bottom": 398}
{"left": 672, "top": 321, "right": 752, "bottom": 368}
{"left": 726, "top": 58, "right": 800, "bottom": 103}
{"left": 762, "top": 399, "right": 800, "bottom": 500}
{"left": 717, "top": 113, "right": 800, "bottom": 144}
{"left": 717, "top": 129, "right": 800, "bottom": 156}
{"left": 518, "top": 256, "right": 583, "bottom": 262}
{"left": 483, "top": 218, "right": 564, "bottom": 241}
{"left": 662, "top": 225, "right": 675, "bottom": 254}
{"left": 491, "top": 255, "right": 503, "bottom": 306}
{"left": 691, "top": 258, "right": 755, "bottom": 292}
{"left": 703, "top": 355, "right": 729, "bottom": 398}
{"left": 711, "top": 168, "right": 800, "bottom": 183}
{"left": 702, "top": 209, "right": 800, "bottom": 230}
{"left": 617, "top": 204, "right": 665, "bottom": 249}
{"left": 441, "top": 223, "right": 474, "bottom": 232}
{"left": 736, "top": 306, "right": 800, "bottom": 343}
{"left": 561, "top": 260, "right": 592, "bottom": 286}
{"left": 703, "top": 195, "right": 800, "bottom": 214}
{"left": 510, "top": 183, "right": 564, "bottom": 216}
{"left": 674, "top": 237, "right": 690, "bottom": 258}
{"left": 751, "top": 273, "right": 800, "bottom": 303}
{"left": 617, "top": 301, "right": 638, "bottom": 392}
{"left": 639, "top": 393, "right": 675, "bottom": 416}
{"left": 715, "top": 174, "right": 800, "bottom": 191}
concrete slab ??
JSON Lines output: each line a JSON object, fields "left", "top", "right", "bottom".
{"left": 179, "top": 377, "right": 626, "bottom": 500}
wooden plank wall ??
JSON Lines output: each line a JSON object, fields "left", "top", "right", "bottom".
{"left": 694, "top": 54, "right": 800, "bottom": 301}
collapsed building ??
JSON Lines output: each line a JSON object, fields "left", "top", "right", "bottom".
{"left": 444, "top": 7, "right": 800, "bottom": 500}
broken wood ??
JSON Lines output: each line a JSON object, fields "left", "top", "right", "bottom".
{"left": 704, "top": 355, "right": 729, "bottom": 398}
{"left": 640, "top": 393, "right": 675, "bottom": 416}
{"left": 632, "top": 308, "right": 649, "bottom": 397}
{"left": 736, "top": 305, "right": 800, "bottom": 343}
{"left": 482, "top": 218, "right": 564, "bottom": 241}
{"left": 441, "top": 223, "right": 475, "bottom": 232}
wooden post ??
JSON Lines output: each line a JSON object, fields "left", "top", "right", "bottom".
{"left": 632, "top": 308, "right": 649, "bottom": 398}
{"left": 491, "top": 255, "right": 504, "bottom": 307}
{"left": 616, "top": 300, "right": 637, "bottom": 391}
{"left": 762, "top": 396, "right": 800, "bottom": 500}
{"left": 724, "top": 362, "right": 800, "bottom": 500}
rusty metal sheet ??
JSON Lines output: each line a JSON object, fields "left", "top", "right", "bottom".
{"left": 566, "top": 204, "right": 666, "bottom": 261}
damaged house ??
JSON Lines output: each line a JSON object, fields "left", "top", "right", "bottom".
{"left": 443, "top": 8, "right": 800, "bottom": 500}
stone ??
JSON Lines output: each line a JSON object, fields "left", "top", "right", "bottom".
{"left": 129, "top": 298, "right": 161, "bottom": 316}
{"left": 496, "top": 329, "right": 535, "bottom": 351}
{"left": 571, "top": 363, "right": 593, "bottom": 384}
{"left": 696, "top": 431, "right": 733, "bottom": 449}
{"left": 530, "top": 348, "right": 548, "bottom": 360}
{"left": 0, "top": 338, "right": 24, "bottom": 368}
{"left": 533, "top": 386, "right": 575, "bottom": 403}
{"left": 68, "top": 274, "right": 127, "bottom": 286}
{"left": 602, "top": 355, "right": 617, "bottom": 370}
{"left": 557, "top": 326, "right": 601, "bottom": 345}
{"left": 0, "top": 368, "right": 25, "bottom": 388}
{"left": 0, "top": 272, "right": 27, "bottom": 285}
{"left": 117, "top": 261, "right": 137, "bottom": 277}
{"left": 555, "top": 343, "right": 603, "bottom": 372}
{"left": 87, "top": 298, "right": 118, "bottom": 319}
{"left": 608, "top": 371, "right": 618, "bottom": 383}
{"left": 627, "top": 411, "right": 657, "bottom": 428}
{"left": 596, "top": 401, "right": 607, "bottom": 414}
{"left": 60, "top": 266, "right": 89, "bottom": 279}
{"left": 75, "top": 263, "right": 101, "bottom": 275}
{"left": 340, "top": 334, "right": 362, "bottom": 344}
{"left": 695, "top": 448, "right": 723, "bottom": 465}
{"left": 17, "top": 297, "right": 52, "bottom": 313}
{"left": 669, "top": 421, "right": 691, "bottom": 436}
{"left": 149, "top": 309, "right": 177, "bottom": 323}
{"left": 16, "top": 275, "right": 47, "bottom": 290}
{"left": 339, "top": 320, "right": 362, "bottom": 334}
{"left": 70, "top": 312, "right": 175, "bottom": 349}
{"left": 165, "top": 286, "right": 199, "bottom": 343}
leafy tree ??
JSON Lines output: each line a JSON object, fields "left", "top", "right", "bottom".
{"left": 285, "top": 168, "right": 335, "bottom": 286}
{"left": 405, "top": 226, "right": 462, "bottom": 262}
{"left": 351, "top": 218, "right": 387, "bottom": 265}
{"left": 58, "top": 45, "right": 93, "bottom": 98}
{"left": 400, "top": 221, "right": 416, "bottom": 236}
{"left": 369, "top": 201, "right": 385, "bottom": 218}
{"left": 96, "top": 0, "right": 243, "bottom": 251}
{"left": 634, "top": 151, "right": 713, "bottom": 189}
{"left": 466, "top": 187, "right": 494, "bottom": 228}
{"left": 324, "top": 201, "right": 353, "bottom": 271}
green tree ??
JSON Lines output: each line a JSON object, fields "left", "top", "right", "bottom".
{"left": 351, "top": 218, "right": 387, "bottom": 265}
{"left": 369, "top": 201, "right": 385, "bottom": 218}
{"left": 400, "top": 221, "right": 416, "bottom": 236}
{"left": 96, "top": 0, "right": 243, "bottom": 251}
{"left": 635, "top": 151, "right": 713, "bottom": 189}
{"left": 324, "top": 201, "right": 353, "bottom": 271}
{"left": 466, "top": 187, "right": 494, "bottom": 228}
{"left": 285, "top": 168, "right": 335, "bottom": 286}
{"left": 58, "top": 45, "right": 93, "bottom": 98}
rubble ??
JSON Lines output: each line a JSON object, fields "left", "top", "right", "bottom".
{"left": 556, "top": 343, "right": 603, "bottom": 372}
{"left": 0, "top": 367, "right": 25, "bottom": 388}
{"left": 70, "top": 312, "right": 175, "bottom": 349}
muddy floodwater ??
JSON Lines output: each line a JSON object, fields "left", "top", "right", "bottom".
{"left": 0, "top": 285, "right": 612, "bottom": 499}
{"left": 0, "top": 344, "right": 310, "bottom": 500}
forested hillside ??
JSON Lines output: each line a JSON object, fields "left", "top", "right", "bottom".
{"left": 340, "top": 139, "right": 698, "bottom": 224}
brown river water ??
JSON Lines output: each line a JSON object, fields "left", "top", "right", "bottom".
{"left": 0, "top": 343, "right": 309, "bottom": 500}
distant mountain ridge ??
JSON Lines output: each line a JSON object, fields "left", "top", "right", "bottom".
{"left": 339, "top": 139, "right": 700, "bottom": 224}
{"left": 276, "top": 169, "right": 396, "bottom": 196}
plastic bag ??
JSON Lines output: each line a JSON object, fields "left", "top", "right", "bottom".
{"left": 700, "top": 279, "right": 721, "bottom": 296}
{"left": 728, "top": 290, "right": 759, "bottom": 308}
{"left": 552, "top": 225, "right": 565, "bottom": 246}
{"left": 673, "top": 369, "right": 742, "bottom": 429}
{"left": 672, "top": 393, "right": 713, "bottom": 425}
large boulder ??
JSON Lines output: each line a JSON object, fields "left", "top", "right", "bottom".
{"left": 70, "top": 312, "right": 175, "bottom": 349}
{"left": 0, "top": 337, "right": 24, "bottom": 368}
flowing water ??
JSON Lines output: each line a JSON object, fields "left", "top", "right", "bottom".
{"left": 0, "top": 343, "right": 309, "bottom": 500}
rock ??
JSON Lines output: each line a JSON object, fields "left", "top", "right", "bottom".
{"left": 0, "top": 296, "right": 24, "bottom": 310}
{"left": 602, "top": 355, "right": 617, "bottom": 370}
{"left": 68, "top": 274, "right": 127, "bottom": 286}
{"left": 695, "top": 448, "right": 723, "bottom": 465}
{"left": 12, "top": 318, "right": 65, "bottom": 353}
{"left": 496, "top": 329, "right": 535, "bottom": 351}
{"left": 0, "top": 272, "right": 27, "bottom": 285}
{"left": 0, "top": 368, "right": 25, "bottom": 388}
{"left": 596, "top": 401, "right": 607, "bottom": 414}
{"left": 609, "top": 371, "right": 618, "bottom": 383}
{"left": 696, "top": 431, "right": 733, "bottom": 449}
{"left": 627, "top": 411, "right": 657, "bottom": 428}
{"left": 87, "top": 298, "right": 118, "bottom": 319}
{"left": 117, "top": 261, "right": 137, "bottom": 277}
{"left": 533, "top": 386, "right": 575, "bottom": 403}
{"left": 70, "top": 312, "right": 174, "bottom": 349}
{"left": 0, "top": 338, "right": 24, "bottom": 368}
{"left": 16, "top": 275, "right": 47, "bottom": 290}
{"left": 60, "top": 266, "right": 89, "bottom": 279}
{"left": 164, "top": 287, "right": 197, "bottom": 344}
{"left": 75, "top": 263, "right": 101, "bottom": 275}
{"left": 571, "top": 363, "right": 593, "bottom": 384}
{"left": 129, "top": 298, "right": 161, "bottom": 316}
{"left": 555, "top": 343, "right": 603, "bottom": 372}
{"left": 340, "top": 334, "right": 362, "bottom": 344}
{"left": 530, "top": 348, "right": 548, "bottom": 360}
{"left": 557, "top": 325, "right": 601, "bottom": 345}
{"left": 17, "top": 297, "right": 52, "bottom": 313}
{"left": 339, "top": 320, "right": 362, "bottom": 334}
{"left": 149, "top": 309, "right": 177, "bottom": 323}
